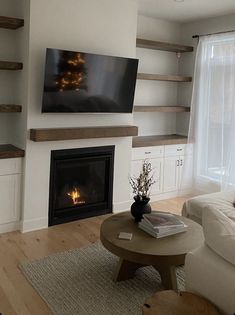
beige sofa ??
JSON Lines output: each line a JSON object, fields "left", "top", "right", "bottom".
{"left": 183, "top": 193, "right": 235, "bottom": 315}
{"left": 182, "top": 190, "right": 235, "bottom": 224}
{"left": 185, "top": 244, "right": 235, "bottom": 315}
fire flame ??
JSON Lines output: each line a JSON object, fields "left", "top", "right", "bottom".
{"left": 67, "top": 187, "right": 85, "bottom": 205}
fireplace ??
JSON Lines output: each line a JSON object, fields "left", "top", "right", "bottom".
{"left": 49, "top": 146, "right": 114, "bottom": 226}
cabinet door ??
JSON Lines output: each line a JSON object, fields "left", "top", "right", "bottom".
{"left": 150, "top": 158, "right": 163, "bottom": 195}
{"left": 163, "top": 156, "right": 179, "bottom": 192}
{"left": 130, "top": 158, "right": 163, "bottom": 197}
{"left": 0, "top": 174, "right": 21, "bottom": 224}
{"left": 178, "top": 155, "right": 193, "bottom": 190}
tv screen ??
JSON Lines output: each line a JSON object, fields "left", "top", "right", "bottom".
{"left": 42, "top": 48, "right": 139, "bottom": 113}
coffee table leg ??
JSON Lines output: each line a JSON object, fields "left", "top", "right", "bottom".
{"left": 113, "top": 258, "right": 143, "bottom": 282}
{"left": 154, "top": 265, "right": 178, "bottom": 290}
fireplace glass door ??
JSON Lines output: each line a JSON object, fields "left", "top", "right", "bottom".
{"left": 49, "top": 146, "right": 114, "bottom": 226}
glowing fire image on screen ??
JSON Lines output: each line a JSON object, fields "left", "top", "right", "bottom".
{"left": 67, "top": 187, "right": 85, "bottom": 205}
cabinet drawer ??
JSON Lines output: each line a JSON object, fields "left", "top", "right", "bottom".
{"left": 132, "top": 146, "right": 164, "bottom": 160}
{"left": 0, "top": 158, "right": 22, "bottom": 176}
{"left": 164, "top": 144, "right": 185, "bottom": 157}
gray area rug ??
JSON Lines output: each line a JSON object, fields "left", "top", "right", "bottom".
{"left": 20, "top": 242, "right": 185, "bottom": 315}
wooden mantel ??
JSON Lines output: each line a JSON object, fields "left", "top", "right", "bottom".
{"left": 30, "top": 125, "right": 138, "bottom": 142}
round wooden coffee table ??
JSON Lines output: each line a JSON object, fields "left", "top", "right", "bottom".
{"left": 100, "top": 212, "right": 204, "bottom": 290}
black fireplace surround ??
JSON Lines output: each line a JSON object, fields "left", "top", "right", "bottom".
{"left": 49, "top": 146, "right": 114, "bottom": 226}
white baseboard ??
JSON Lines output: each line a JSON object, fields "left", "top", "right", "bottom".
{"left": 18, "top": 191, "right": 191, "bottom": 233}
{"left": 150, "top": 191, "right": 179, "bottom": 202}
{"left": 150, "top": 189, "right": 193, "bottom": 203}
{"left": 0, "top": 221, "right": 20, "bottom": 234}
{"left": 178, "top": 188, "right": 193, "bottom": 197}
{"left": 21, "top": 217, "right": 48, "bottom": 233}
{"left": 113, "top": 200, "right": 132, "bottom": 213}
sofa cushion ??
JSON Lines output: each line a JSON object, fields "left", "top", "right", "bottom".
{"left": 182, "top": 190, "right": 235, "bottom": 224}
{"left": 202, "top": 205, "right": 235, "bottom": 266}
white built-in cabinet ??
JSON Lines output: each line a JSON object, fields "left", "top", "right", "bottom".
{"left": 163, "top": 156, "right": 179, "bottom": 192}
{"left": 163, "top": 144, "right": 193, "bottom": 193}
{"left": 131, "top": 144, "right": 192, "bottom": 200}
{"left": 0, "top": 158, "right": 22, "bottom": 232}
{"left": 179, "top": 155, "right": 193, "bottom": 191}
{"left": 0, "top": 15, "right": 25, "bottom": 233}
{"left": 131, "top": 146, "right": 164, "bottom": 196}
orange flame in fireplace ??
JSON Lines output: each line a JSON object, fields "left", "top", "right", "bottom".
{"left": 67, "top": 187, "right": 85, "bottom": 205}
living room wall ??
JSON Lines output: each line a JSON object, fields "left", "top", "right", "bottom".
{"left": 134, "top": 15, "right": 181, "bottom": 137}
{"left": 21, "top": 0, "right": 138, "bottom": 231}
{"left": 0, "top": 0, "right": 29, "bottom": 147}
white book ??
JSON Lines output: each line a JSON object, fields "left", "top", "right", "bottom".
{"left": 140, "top": 220, "right": 187, "bottom": 234}
{"left": 140, "top": 218, "right": 185, "bottom": 234}
{"left": 139, "top": 221, "right": 187, "bottom": 238}
{"left": 143, "top": 212, "right": 185, "bottom": 232}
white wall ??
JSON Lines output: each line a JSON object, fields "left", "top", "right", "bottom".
{"left": 21, "top": 0, "right": 138, "bottom": 231}
{"left": 177, "top": 13, "right": 235, "bottom": 135}
{"left": 0, "top": 0, "right": 29, "bottom": 147}
{"left": 6, "top": 0, "right": 235, "bottom": 232}
{"left": 134, "top": 15, "right": 181, "bottom": 136}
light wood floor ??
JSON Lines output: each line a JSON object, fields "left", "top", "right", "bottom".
{"left": 0, "top": 196, "right": 188, "bottom": 315}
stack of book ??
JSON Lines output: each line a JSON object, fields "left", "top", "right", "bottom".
{"left": 138, "top": 211, "right": 187, "bottom": 238}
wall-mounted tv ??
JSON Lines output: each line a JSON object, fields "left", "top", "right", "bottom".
{"left": 42, "top": 48, "right": 139, "bottom": 113}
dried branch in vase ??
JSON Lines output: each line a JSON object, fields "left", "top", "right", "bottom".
{"left": 129, "top": 160, "right": 156, "bottom": 201}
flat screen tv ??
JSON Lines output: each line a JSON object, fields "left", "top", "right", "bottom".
{"left": 42, "top": 48, "right": 139, "bottom": 113}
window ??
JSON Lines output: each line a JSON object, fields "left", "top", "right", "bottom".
{"left": 190, "top": 32, "right": 235, "bottom": 190}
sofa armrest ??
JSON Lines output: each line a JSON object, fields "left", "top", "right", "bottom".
{"left": 181, "top": 200, "right": 202, "bottom": 225}
{"left": 185, "top": 245, "right": 235, "bottom": 315}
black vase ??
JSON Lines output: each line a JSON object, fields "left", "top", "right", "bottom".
{"left": 131, "top": 196, "right": 151, "bottom": 222}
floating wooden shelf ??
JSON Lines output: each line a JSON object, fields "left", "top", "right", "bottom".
{"left": 134, "top": 106, "right": 190, "bottom": 113}
{"left": 0, "top": 16, "right": 24, "bottom": 29}
{"left": 0, "top": 104, "right": 22, "bottom": 113}
{"left": 132, "top": 134, "right": 188, "bottom": 147}
{"left": 136, "top": 38, "right": 193, "bottom": 53}
{"left": 0, "top": 144, "right": 25, "bottom": 159}
{"left": 0, "top": 61, "right": 23, "bottom": 70}
{"left": 137, "top": 73, "right": 192, "bottom": 82}
{"left": 30, "top": 125, "right": 138, "bottom": 142}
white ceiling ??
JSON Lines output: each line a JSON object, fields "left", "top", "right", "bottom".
{"left": 137, "top": 0, "right": 235, "bottom": 23}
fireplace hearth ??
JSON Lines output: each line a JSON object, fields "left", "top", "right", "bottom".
{"left": 49, "top": 146, "right": 114, "bottom": 226}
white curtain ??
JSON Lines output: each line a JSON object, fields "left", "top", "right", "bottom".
{"left": 185, "top": 32, "right": 235, "bottom": 194}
